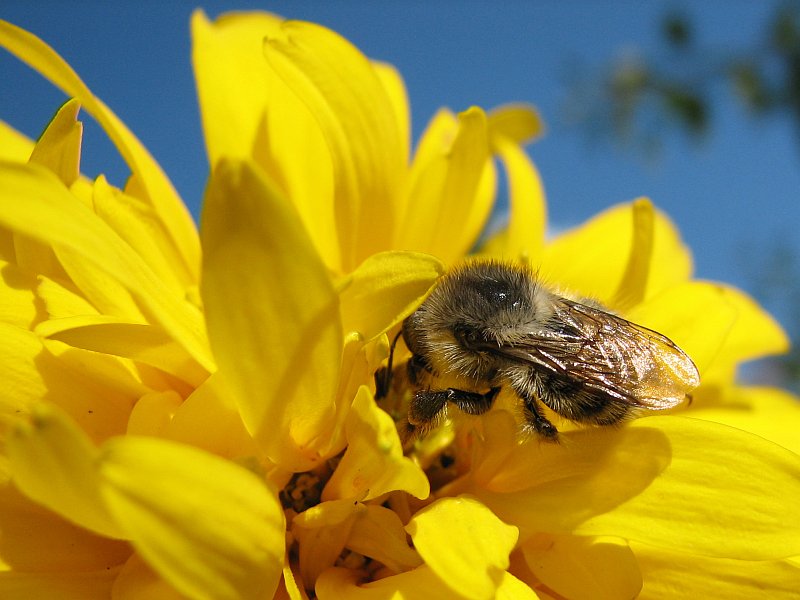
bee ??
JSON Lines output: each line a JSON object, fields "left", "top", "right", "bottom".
{"left": 391, "top": 260, "right": 700, "bottom": 440}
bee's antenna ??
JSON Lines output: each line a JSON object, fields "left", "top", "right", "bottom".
{"left": 375, "top": 329, "right": 403, "bottom": 400}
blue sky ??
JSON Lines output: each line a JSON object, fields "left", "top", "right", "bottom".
{"left": 2, "top": 1, "right": 799, "bottom": 340}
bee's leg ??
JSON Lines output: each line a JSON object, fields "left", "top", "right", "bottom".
{"left": 407, "top": 389, "right": 448, "bottom": 436}
{"left": 445, "top": 386, "right": 500, "bottom": 416}
{"left": 523, "top": 403, "right": 560, "bottom": 441}
{"left": 510, "top": 382, "right": 560, "bottom": 441}
{"left": 407, "top": 387, "right": 500, "bottom": 435}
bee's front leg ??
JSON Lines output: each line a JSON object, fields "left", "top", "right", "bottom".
{"left": 407, "top": 387, "right": 500, "bottom": 436}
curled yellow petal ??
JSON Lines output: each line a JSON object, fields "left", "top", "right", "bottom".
{"left": 337, "top": 251, "right": 443, "bottom": 340}
{"left": 406, "top": 495, "right": 519, "bottom": 600}
{"left": 100, "top": 435, "right": 285, "bottom": 600}
{"left": 488, "top": 103, "right": 545, "bottom": 145}
{"left": 0, "top": 324, "right": 135, "bottom": 444}
{"left": 201, "top": 158, "right": 341, "bottom": 470}
{"left": 609, "top": 197, "right": 654, "bottom": 311}
{"left": 345, "top": 505, "right": 423, "bottom": 573}
{"left": 322, "top": 386, "right": 429, "bottom": 502}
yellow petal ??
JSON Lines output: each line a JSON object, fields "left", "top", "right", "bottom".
{"left": 11, "top": 107, "right": 75, "bottom": 281}
{"left": 126, "top": 391, "right": 183, "bottom": 436}
{"left": 0, "top": 568, "right": 120, "bottom": 600}
{"left": 12, "top": 233, "right": 68, "bottom": 284}
{"left": 37, "top": 316, "right": 208, "bottom": 387}
{"left": 467, "top": 414, "right": 800, "bottom": 560}
{"left": 292, "top": 498, "right": 362, "bottom": 590}
{"left": 691, "top": 386, "right": 800, "bottom": 455}
{"left": 317, "top": 332, "right": 369, "bottom": 460}
{"left": 0, "top": 324, "right": 135, "bottom": 444}
{"left": 541, "top": 201, "right": 692, "bottom": 305}
{"left": 322, "top": 386, "right": 429, "bottom": 502}
{"left": 0, "top": 325, "right": 52, "bottom": 418}
{"left": 0, "top": 161, "right": 213, "bottom": 371}
{"left": 193, "top": 10, "right": 341, "bottom": 271}
{"left": 372, "top": 61, "right": 410, "bottom": 164}
{"left": 35, "top": 271, "right": 98, "bottom": 320}
{"left": 6, "top": 404, "right": 124, "bottom": 539}
{"left": 627, "top": 281, "right": 789, "bottom": 384}
{"left": 488, "top": 103, "right": 545, "bottom": 145}
{"left": 0, "top": 119, "right": 34, "bottom": 161}
{"left": 406, "top": 495, "right": 519, "bottom": 600}
{"left": 112, "top": 553, "right": 186, "bottom": 600}
{"left": 495, "top": 571, "right": 540, "bottom": 600}
{"left": 201, "top": 158, "right": 341, "bottom": 470}
{"left": 633, "top": 542, "right": 800, "bottom": 600}
{"left": 191, "top": 10, "right": 283, "bottom": 163}
{"left": 28, "top": 98, "right": 82, "bottom": 186}
{"left": 0, "top": 19, "right": 200, "bottom": 286}
{"left": 316, "top": 564, "right": 470, "bottom": 600}
{"left": 0, "top": 259, "right": 38, "bottom": 328}
{"left": 99, "top": 436, "right": 285, "bottom": 600}
{"left": 42, "top": 336, "right": 148, "bottom": 420}
{"left": 0, "top": 482, "right": 130, "bottom": 571}
{"left": 609, "top": 197, "right": 655, "bottom": 311}
{"left": 56, "top": 243, "right": 147, "bottom": 322}
{"left": 338, "top": 251, "right": 443, "bottom": 340}
{"left": 345, "top": 505, "right": 423, "bottom": 573}
{"left": 280, "top": 561, "right": 309, "bottom": 600}
{"left": 398, "top": 107, "right": 491, "bottom": 264}
{"left": 265, "top": 20, "right": 404, "bottom": 270}
{"left": 92, "top": 175, "right": 186, "bottom": 295}
{"left": 487, "top": 135, "right": 546, "bottom": 262}
{"left": 520, "top": 534, "right": 641, "bottom": 600}
{"left": 164, "top": 373, "right": 263, "bottom": 462}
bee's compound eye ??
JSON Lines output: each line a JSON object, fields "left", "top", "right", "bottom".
{"left": 453, "top": 323, "right": 481, "bottom": 349}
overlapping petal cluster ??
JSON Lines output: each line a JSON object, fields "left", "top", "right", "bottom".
{"left": 0, "top": 10, "right": 799, "bottom": 599}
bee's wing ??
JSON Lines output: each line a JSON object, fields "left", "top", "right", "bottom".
{"left": 493, "top": 298, "right": 700, "bottom": 408}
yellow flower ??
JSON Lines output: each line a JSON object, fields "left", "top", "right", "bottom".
{"left": 191, "top": 10, "right": 542, "bottom": 274}
{"left": 1, "top": 10, "right": 799, "bottom": 600}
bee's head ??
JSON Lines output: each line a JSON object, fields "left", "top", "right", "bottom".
{"left": 402, "top": 261, "right": 537, "bottom": 376}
